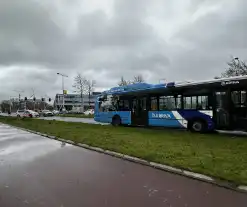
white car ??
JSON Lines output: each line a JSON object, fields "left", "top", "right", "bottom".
{"left": 16, "top": 110, "right": 25, "bottom": 117}
{"left": 52, "top": 110, "right": 59, "bottom": 115}
{"left": 84, "top": 109, "right": 94, "bottom": 115}
{"left": 17, "top": 110, "right": 39, "bottom": 118}
{"left": 41, "top": 110, "right": 54, "bottom": 117}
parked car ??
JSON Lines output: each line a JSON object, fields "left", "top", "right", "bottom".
{"left": 84, "top": 109, "right": 94, "bottom": 115}
{"left": 16, "top": 110, "right": 25, "bottom": 117}
{"left": 17, "top": 110, "right": 39, "bottom": 118}
{"left": 59, "top": 109, "right": 68, "bottom": 114}
{"left": 52, "top": 110, "right": 59, "bottom": 115}
{"left": 41, "top": 110, "right": 54, "bottom": 117}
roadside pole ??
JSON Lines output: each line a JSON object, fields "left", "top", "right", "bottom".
{"left": 57, "top": 72, "right": 68, "bottom": 112}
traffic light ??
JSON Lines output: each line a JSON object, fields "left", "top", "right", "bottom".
{"left": 33, "top": 97, "right": 36, "bottom": 101}
{"left": 48, "top": 98, "right": 51, "bottom": 102}
{"left": 24, "top": 97, "right": 27, "bottom": 101}
{"left": 41, "top": 98, "right": 45, "bottom": 102}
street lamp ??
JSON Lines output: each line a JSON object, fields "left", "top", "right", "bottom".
{"left": 57, "top": 72, "right": 68, "bottom": 111}
{"left": 234, "top": 57, "right": 240, "bottom": 76}
{"left": 13, "top": 89, "right": 24, "bottom": 110}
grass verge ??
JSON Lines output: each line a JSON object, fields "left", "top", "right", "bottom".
{"left": 1, "top": 116, "right": 247, "bottom": 185}
{"left": 58, "top": 114, "right": 94, "bottom": 118}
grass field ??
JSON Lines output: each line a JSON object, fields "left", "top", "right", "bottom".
{"left": 1, "top": 116, "right": 247, "bottom": 185}
{"left": 58, "top": 114, "right": 94, "bottom": 118}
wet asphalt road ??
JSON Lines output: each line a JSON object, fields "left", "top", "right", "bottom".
{"left": 0, "top": 123, "right": 247, "bottom": 207}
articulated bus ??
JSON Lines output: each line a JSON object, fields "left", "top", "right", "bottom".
{"left": 94, "top": 76, "right": 247, "bottom": 133}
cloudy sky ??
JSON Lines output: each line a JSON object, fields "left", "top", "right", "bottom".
{"left": 0, "top": 0, "right": 246, "bottom": 101}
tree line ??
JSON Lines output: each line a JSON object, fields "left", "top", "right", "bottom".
{"left": 215, "top": 57, "right": 247, "bottom": 78}
{"left": 72, "top": 74, "right": 145, "bottom": 99}
{"left": 118, "top": 74, "right": 145, "bottom": 86}
{"left": 72, "top": 73, "right": 96, "bottom": 109}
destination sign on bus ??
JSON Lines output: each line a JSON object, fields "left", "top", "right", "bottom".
{"left": 221, "top": 80, "right": 239, "bottom": 86}
{"left": 152, "top": 113, "right": 172, "bottom": 119}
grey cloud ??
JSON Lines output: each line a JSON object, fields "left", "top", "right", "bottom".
{"left": 168, "top": 0, "right": 247, "bottom": 80}
{"left": 0, "top": 0, "right": 76, "bottom": 68}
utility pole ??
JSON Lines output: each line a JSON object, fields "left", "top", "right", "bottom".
{"left": 13, "top": 89, "right": 24, "bottom": 110}
{"left": 88, "top": 80, "right": 96, "bottom": 108}
{"left": 30, "top": 88, "right": 36, "bottom": 111}
{"left": 57, "top": 72, "right": 68, "bottom": 111}
{"left": 9, "top": 96, "right": 13, "bottom": 113}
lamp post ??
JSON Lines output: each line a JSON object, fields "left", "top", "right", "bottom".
{"left": 57, "top": 72, "right": 68, "bottom": 111}
{"left": 13, "top": 89, "right": 24, "bottom": 110}
{"left": 234, "top": 57, "right": 240, "bottom": 76}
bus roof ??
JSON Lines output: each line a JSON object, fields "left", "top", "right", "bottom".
{"left": 100, "top": 75, "right": 247, "bottom": 96}
{"left": 101, "top": 82, "right": 175, "bottom": 95}
{"left": 175, "top": 75, "right": 247, "bottom": 88}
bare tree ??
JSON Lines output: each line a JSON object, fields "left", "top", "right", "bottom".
{"left": 118, "top": 75, "right": 145, "bottom": 86}
{"left": 118, "top": 76, "right": 129, "bottom": 86}
{"left": 1, "top": 101, "right": 10, "bottom": 113}
{"left": 73, "top": 73, "right": 88, "bottom": 112}
{"left": 133, "top": 74, "right": 144, "bottom": 83}
{"left": 85, "top": 80, "right": 96, "bottom": 108}
{"left": 221, "top": 57, "right": 247, "bottom": 78}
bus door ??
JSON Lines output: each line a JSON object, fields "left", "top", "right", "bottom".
{"left": 230, "top": 90, "right": 247, "bottom": 130}
{"left": 214, "top": 91, "right": 231, "bottom": 129}
{"left": 131, "top": 97, "right": 148, "bottom": 126}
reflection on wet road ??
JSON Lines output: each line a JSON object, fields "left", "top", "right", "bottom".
{"left": 0, "top": 112, "right": 107, "bottom": 124}
{"left": 38, "top": 116, "right": 108, "bottom": 125}
{"left": 0, "top": 123, "right": 246, "bottom": 207}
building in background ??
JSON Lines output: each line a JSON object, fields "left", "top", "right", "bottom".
{"left": 54, "top": 92, "right": 101, "bottom": 111}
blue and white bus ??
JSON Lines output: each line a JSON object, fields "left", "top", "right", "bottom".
{"left": 94, "top": 76, "right": 247, "bottom": 132}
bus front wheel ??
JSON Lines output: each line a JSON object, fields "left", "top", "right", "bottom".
{"left": 112, "top": 116, "right": 121, "bottom": 126}
{"left": 189, "top": 120, "right": 206, "bottom": 133}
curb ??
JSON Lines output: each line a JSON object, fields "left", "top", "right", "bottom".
{"left": 1, "top": 123, "right": 247, "bottom": 194}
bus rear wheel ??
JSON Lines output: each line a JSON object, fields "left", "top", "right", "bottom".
{"left": 190, "top": 120, "right": 206, "bottom": 133}
{"left": 112, "top": 116, "right": 121, "bottom": 126}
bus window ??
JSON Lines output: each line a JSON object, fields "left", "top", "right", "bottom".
{"left": 124, "top": 100, "right": 130, "bottom": 111}
{"left": 118, "top": 100, "right": 124, "bottom": 110}
{"left": 100, "top": 95, "right": 118, "bottom": 112}
{"left": 159, "top": 96, "right": 176, "bottom": 110}
{"left": 231, "top": 91, "right": 247, "bottom": 107}
{"left": 184, "top": 97, "right": 191, "bottom": 109}
{"left": 159, "top": 96, "right": 167, "bottom": 110}
{"left": 167, "top": 96, "right": 176, "bottom": 110}
{"left": 118, "top": 100, "right": 129, "bottom": 111}
{"left": 176, "top": 95, "right": 182, "bottom": 109}
{"left": 132, "top": 99, "right": 137, "bottom": 112}
{"left": 140, "top": 97, "right": 147, "bottom": 111}
{"left": 197, "top": 96, "right": 208, "bottom": 110}
{"left": 150, "top": 97, "right": 158, "bottom": 111}
{"left": 192, "top": 96, "right": 197, "bottom": 108}
{"left": 184, "top": 96, "right": 197, "bottom": 109}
